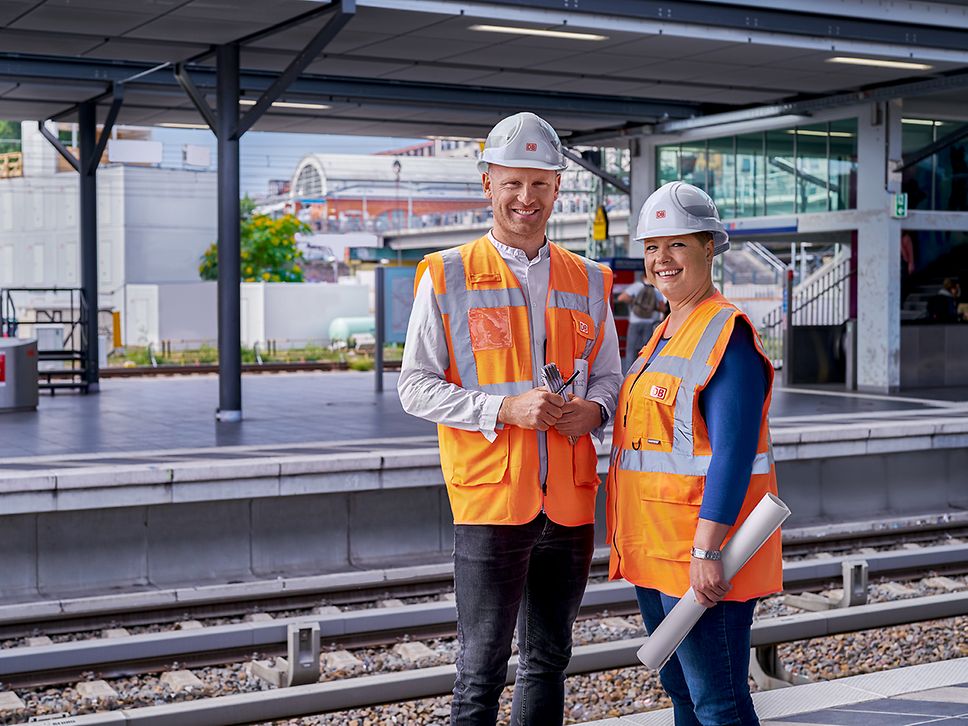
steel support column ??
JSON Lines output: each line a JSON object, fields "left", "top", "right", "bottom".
{"left": 77, "top": 101, "right": 99, "bottom": 391}
{"left": 216, "top": 44, "right": 242, "bottom": 422}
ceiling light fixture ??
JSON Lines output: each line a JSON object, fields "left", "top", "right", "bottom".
{"left": 827, "top": 56, "right": 933, "bottom": 71}
{"left": 238, "top": 99, "right": 330, "bottom": 110}
{"left": 469, "top": 24, "right": 607, "bottom": 41}
{"left": 785, "top": 129, "right": 855, "bottom": 138}
{"left": 902, "top": 118, "right": 942, "bottom": 126}
{"left": 159, "top": 122, "right": 210, "bottom": 129}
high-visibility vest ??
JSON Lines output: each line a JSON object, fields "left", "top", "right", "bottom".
{"left": 606, "top": 293, "right": 782, "bottom": 601}
{"left": 417, "top": 235, "right": 613, "bottom": 526}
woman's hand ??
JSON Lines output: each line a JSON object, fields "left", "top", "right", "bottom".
{"left": 691, "top": 518, "right": 732, "bottom": 607}
{"left": 690, "top": 556, "right": 731, "bottom": 608}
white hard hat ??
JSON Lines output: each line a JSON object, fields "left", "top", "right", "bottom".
{"left": 477, "top": 112, "right": 567, "bottom": 173}
{"left": 634, "top": 181, "right": 730, "bottom": 256}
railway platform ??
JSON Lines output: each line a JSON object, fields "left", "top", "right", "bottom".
{"left": 583, "top": 658, "right": 968, "bottom": 726}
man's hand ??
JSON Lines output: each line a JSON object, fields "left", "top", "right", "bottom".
{"left": 553, "top": 395, "right": 602, "bottom": 438}
{"left": 498, "top": 387, "right": 565, "bottom": 431}
{"left": 690, "top": 556, "right": 731, "bottom": 608}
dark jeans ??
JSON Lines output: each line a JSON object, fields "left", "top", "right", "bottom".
{"left": 451, "top": 513, "right": 595, "bottom": 726}
{"left": 636, "top": 587, "right": 759, "bottom": 726}
{"left": 623, "top": 319, "right": 657, "bottom": 373}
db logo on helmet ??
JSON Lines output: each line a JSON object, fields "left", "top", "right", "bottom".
{"left": 525, "top": 142, "right": 538, "bottom": 152}
{"left": 655, "top": 210, "right": 666, "bottom": 219}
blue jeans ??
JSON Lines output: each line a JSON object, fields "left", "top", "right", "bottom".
{"left": 636, "top": 587, "right": 759, "bottom": 726}
{"left": 451, "top": 513, "right": 595, "bottom": 726}
{"left": 623, "top": 319, "right": 657, "bottom": 373}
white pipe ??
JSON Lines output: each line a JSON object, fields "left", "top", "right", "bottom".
{"left": 636, "top": 493, "right": 791, "bottom": 670}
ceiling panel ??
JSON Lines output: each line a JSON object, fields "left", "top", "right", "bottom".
{"left": 376, "top": 64, "right": 493, "bottom": 85}
{"left": 607, "top": 35, "right": 736, "bottom": 58}
{"left": 691, "top": 43, "right": 822, "bottom": 66}
{"left": 82, "top": 38, "right": 207, "bottom": 63}
{"left": 351, "top": 7, "right": 453, "bottom": 36}
{"left": 250, "top": 28, "right": 394, "bottom": 54}
{"left": 529, "top": 52, "right": 658, "bottom": 76}
{"left": 122, "top": 15, "right": 267, "bottom": 44}
{"left": 0, "top": 29, "right": 103, "bottom": 55}
{"left": 303, "top": 55, "right": 406, "bottom": 77}
{"left": 541, "top": 76, "right": 656, "bottom": 96}
{"left": 10, "top": 3, "right": 160, "bottom": 35}
{"left": 347, "top": 36, "right": 496, "bottom": 63}
{"left": 0, "top": 0, "right": 41, "bottom": 26}
{"left": 630, "top": 59, "right": 748, "bottom": 83}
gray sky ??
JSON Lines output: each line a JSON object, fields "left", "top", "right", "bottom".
{"left": 151, "top": 127, "right": 423, "bottom": 197}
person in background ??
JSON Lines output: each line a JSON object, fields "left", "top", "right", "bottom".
{"left": 398, "top": 112, "right": 622, "bottom": 726}
{"left": 928, "top": 277, "right": 961, "bottom": 323}
{"left": 606, "top": 182, "right": 782, "bottom": 725}
{"left": 617, "top": 276, "right": 666, "bottom": 372}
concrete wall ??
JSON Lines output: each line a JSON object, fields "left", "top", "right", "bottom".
{"left": 124, "top": 281, "right": 369, "bottom": 347}
{"left": 243, "top": 281, "right": 369, "bottom": 346}
{"left": 901, "top": 324, "right": 968, "bottom": 387}
{"left": 0, "top": 122, "right": 215, "bottom": 296}
{"left": 1, "top": 443, "right": 965, "bottom": 602}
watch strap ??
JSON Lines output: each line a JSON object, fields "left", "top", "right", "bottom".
{"left": 690, "top": 546, "right": 722, "bottom": 561}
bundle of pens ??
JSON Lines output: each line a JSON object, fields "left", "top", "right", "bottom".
{"left": 541, "top": 363, "right": 578, "bottom": 445}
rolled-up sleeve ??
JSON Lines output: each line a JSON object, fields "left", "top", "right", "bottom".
{"left": 397, "top": 273, "right": 505, "bottom": 441}
{"left": 585, "top": 304, "right": 623, "bottom": 442}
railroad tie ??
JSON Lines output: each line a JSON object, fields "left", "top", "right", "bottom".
{"left": 0, "top": 692, "right": 25, "bottom": 713}
{"left": 160, "top": 670, "right": 206, "bottom": 693}
{"left": 75, "top": 680, "right": 118, "bottom": 701}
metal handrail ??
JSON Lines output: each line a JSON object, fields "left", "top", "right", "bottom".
{"left": 746, "top": 241, "right": 787, "bottom": 275}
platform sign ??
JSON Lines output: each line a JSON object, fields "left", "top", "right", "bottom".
{"left": 892, "top": 192, "right": 908, "bottom": 219}
{"left": 592, "top": 205, "right": 609, "bottom": 242}
{"left": 383, "top": 267, "right": 417, "bottom": 344}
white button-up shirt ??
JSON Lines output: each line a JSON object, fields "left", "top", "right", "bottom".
{"left": 398, "top": 232, "right": 623, "bottom": 486}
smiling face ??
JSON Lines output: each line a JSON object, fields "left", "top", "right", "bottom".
{"left": 643, "top": 232, "right": 715, "bottom": 309}
{"left": 482, "top": 164, "right": 560, "bottom": 249}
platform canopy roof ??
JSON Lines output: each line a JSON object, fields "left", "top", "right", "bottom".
{"left": 2, "top": 0, "right": 968, "bottom": 144}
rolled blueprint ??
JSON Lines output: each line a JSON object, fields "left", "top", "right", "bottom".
{"left": 636, "top": 492, "right": 791, "bottom": 670}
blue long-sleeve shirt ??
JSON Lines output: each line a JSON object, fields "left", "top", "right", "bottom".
{"left": 646, "top": 319, "right": 768, "bottom": 525}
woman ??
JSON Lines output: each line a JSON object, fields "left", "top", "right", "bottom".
{"left": 606, "top": 182, "right": 783, "bottom": 725}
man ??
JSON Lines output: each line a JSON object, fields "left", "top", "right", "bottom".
{"left": 398, "top": 112, "right": 622, "bottom": 726}
{"left": 617, "top": 276, "right": 665, "bottom": 372}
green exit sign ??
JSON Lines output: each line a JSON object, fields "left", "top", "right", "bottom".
{"left": 892, "top": 192, "right": 908, "bottom": 219}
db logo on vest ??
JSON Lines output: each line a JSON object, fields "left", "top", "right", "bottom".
{"left": 578, "top": 320, "right": 589, "bottom": 335}
{"left": 649, "top": 384, "right": 668, "bottom": 400}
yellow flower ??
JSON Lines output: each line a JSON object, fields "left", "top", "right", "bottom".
{"left": 262, "top": 272, "right": 271, "bottom": 281}
{"left": 293, "top": 265, "right": 302, "bottom": 274}
{"left": 245, "top": 266, "right": 253, "bottom": 275}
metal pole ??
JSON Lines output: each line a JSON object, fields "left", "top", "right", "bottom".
{"left": 374, "top": 264, "right": 385, "bottom": 393}
{"left": 782, "top": 266, "right": 794, "bottom": 387}
{"left": 78, "top": 101, "right": 99, "bottom": 391}
{"left": 216, "top": 43, "right": 242, "bottom": 422}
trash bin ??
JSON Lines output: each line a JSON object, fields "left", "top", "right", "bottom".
{"left": 0, "top": 338, "right": 39, "bottom": 412}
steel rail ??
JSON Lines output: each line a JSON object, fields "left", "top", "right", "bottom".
{"left": 2, "top": 544, "right": 965, "bottom": 687}
{"left": 24, "top": 591, "right": 968, "bottom": 726}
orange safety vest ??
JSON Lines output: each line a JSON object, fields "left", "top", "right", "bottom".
{"left": 606, "top": 293, "right": 782, "bottom": 601}
{"left": 417, "top": 235, "right": 613, "bottom": 526}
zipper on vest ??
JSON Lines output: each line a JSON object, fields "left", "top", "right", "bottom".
{"left": 623, "top": 362, "right": 649, "bottom": 427}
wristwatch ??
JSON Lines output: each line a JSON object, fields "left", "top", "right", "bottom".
{"left": 597, "top": 402, "right": 608, "bottom": 427}
{"left": 690, "top": 546, "right": 722, "bottom": 561}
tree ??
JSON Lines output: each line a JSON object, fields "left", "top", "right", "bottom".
{"left": 0, "top": 120, "right": 21, "bottom": 154}
{"left": 199, "top": 196, "right": 309, "bottom": 282}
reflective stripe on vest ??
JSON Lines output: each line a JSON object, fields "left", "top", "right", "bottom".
{"left": 435, "top": 247, "right": 608, "bottom": 396}
{"left": 618, "top": 447, "right": 773, "bottom": 477}
{"left": 617, "top": 307, "right": 735, "bottom": 470}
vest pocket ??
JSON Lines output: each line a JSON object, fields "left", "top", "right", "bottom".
{"left": 468, "top": 307, "right": 512, "bottom": 351}
{"left": 625, "top": 371, "right": 681, "bottom": 451}
{"left": 441, "top": 427, "right": 510, "bottom": 487}
{"left": 571, "top": 310, "right": 596, "bottom": 354}
{"left": 573, "top": 435, "right": 601, "bottom": 486}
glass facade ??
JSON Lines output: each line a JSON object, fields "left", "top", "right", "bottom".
{"left": 656, "top": 119, "right": 858, "bottom": 219}
{"left": 900, "top": 117, "right": 968, "bottom": 212}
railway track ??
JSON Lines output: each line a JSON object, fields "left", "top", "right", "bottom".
{"left": 2, "top": 513, "right": 965, "bottom": 645}
{"left": 2, "top": 541, "right": 966, "bottom": 691}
